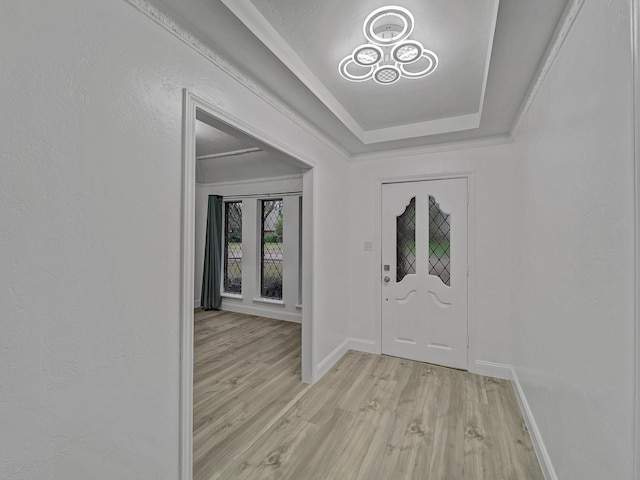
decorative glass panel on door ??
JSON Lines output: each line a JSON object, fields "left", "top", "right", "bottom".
{"left": 428, "top": 196, "right": 451, "bottom": 286}
{"left": 224, "top": 201, "right": 242, "bottom": 294}
{"left": 396, "top": 197, "right": 416, "bottom": 282}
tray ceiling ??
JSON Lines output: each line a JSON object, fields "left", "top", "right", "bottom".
{"left": 147, "top": 0, "right": 571, "bottom": 156}
{"left": 226, "top": 0, "right": 499, "bottom": 144}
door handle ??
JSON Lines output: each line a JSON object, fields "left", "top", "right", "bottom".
{"left": 383, "top": 276, "right": 390, "bottom": 283}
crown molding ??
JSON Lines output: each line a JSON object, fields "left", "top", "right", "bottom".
{"left": 349, "top": 134, "right": 512, "bottom": 163}
{"left": 121, "top": 0, "right": 350, "bottom": 161}
{"left": 476, "top": 0, "right": 501, "bottom": 126}
{"left": 361, "top": 113, "right": 481, "bottom": 144}
{"left": 219, "top": 0, "right": 366, "bottom": 140}
{"left": 509, "top": 0, "right": 586, "bottom": 137}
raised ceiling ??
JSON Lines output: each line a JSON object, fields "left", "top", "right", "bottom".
{"left": 148, "top": 0, "right": 571, "bottom": 156}
{"left": 224, "top": 0, "right": 499, "bottom": 144}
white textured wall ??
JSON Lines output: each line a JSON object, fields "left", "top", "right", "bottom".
{"left": 0, "top": 0, "right": 348, "bottom": 478}
{"left": 347, "top": 145, "right": 517, "bottom": 369}
{"left": 510, "top": 1, "right": 636, "bottom": 478}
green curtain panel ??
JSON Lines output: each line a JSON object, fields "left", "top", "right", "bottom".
{"left": 201, "top": 195, "right": 223, "bottom": 310}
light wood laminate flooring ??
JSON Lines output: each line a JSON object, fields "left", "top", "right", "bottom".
{"left": 194, "top": 309, "right": 543, "bottom": 480}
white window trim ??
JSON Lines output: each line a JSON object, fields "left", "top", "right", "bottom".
{"left": 221, "top": 292, "right": 242, "bottom": 300}
{"left": 253, "top": 297, "right": 285, "bottom": 307}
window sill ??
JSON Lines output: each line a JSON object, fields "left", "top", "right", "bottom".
{"left": 295, "top": 304, "right": 302, "bottom": 310}
{"left": 253, "top": 297, "right": 285, "bottom": 307}
{"left": 222, "top": 293, "right": 242, "bottom": 300}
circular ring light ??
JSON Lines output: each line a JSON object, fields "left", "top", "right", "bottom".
{"left": 398, "top": 50, "right": 439, "bottom": 78}
{"left": 339, "top": 6, "right": 437, "bottom": 84}
{"left": 373, "top": 65, "right": 402, "bottom": 85}
{"left": 363, "top": 6, "right": 414, "bottom": 46}
{"left": 338, "top": 56, "right": 375, "bottom": 82}
{"left": 352, "top": 44, "right": 384, "bottom": 66}
{"left": 391, "top": 40, "right": 424, "bottom": 64}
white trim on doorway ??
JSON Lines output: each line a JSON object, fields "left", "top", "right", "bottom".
{"left": 632, "top": 0, "right": 640, "bottom": 478}
{"left": 180, "top": 90, "right": 196, "bottom": 480}
{"left": 180, "top": 89, "right": 316, "bottom": 480}
{"left": 374, "top": 171, "right": 477, "bottom": 369}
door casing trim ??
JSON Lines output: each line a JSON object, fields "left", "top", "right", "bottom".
{"left": 180, "top": 89, "right": 316, "bottom": 480}
{"left": 631, "top": 0, "right": 639, "bottom": 477}
{"left": 375, "top": 171, "right": 476, "bottom": 370}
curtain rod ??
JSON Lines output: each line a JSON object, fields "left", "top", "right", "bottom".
{"left": 196, "top": 147, "right": 261, "bottom": 161}
{"left": 219, "top": 191, "right": 302, "bottom": 200}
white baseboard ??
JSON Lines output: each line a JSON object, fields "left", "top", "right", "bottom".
{"left": 467, "top": 359, "right": 557, "bottom": 480}
{"left": 510, "top": 366, "right": 558, "bottom": 480}
{"left": 469, "top": 360, "right": 513, "bottom": 380}
{"left": 220, "top": 300, "right": 302, "bottom": 324}
{"left": 347, "top": 337, "right": 377, "bottom": 354}
{"left": 316, "top": 338, "right": 351, "bottom": 379}
{"left": 469, "top": 360, "right": 558, "bottom": 479}
{"left": 194, "top": 298, "right": 201, "bottom": 309}
{"left": 315, "top": 337, "right": 377, "bottom": 380}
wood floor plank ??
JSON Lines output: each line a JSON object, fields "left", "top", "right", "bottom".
{"left": 193, "top": 311, "right": 544, "bottom": 480}
{"left": 217, "top": 415, "right": 320, "bottom": 480}
{"left": 193, "top": 309, "right": 305, "bottom": 480}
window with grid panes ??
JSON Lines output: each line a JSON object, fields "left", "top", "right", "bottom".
{"left": 223, "top": 201, "right": 242, "bottom": 294}
{"left": 260, "top": 199, "right": 284, "bottom": 300}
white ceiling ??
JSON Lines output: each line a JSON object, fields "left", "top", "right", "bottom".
{"left": 150, "top": 0, "right": 570, "bottom": 156}
{"left": 196, "top": 120, "right": 251, "bottom": 156}
{"left": 195, "top": 112, "right": 308, "bottom": 184}
{"left": 227, "top": 0, "right": 499, "bottom": 143}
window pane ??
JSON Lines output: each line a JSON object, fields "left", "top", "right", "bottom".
{"left": 396, "top": 197, "right": 416, "bottom": 282}
{"left": 428, "top": 195, "right": 451, "bottom": 286}
{"left": 261, "top": 199, "right": 283, "bottom": 299}
{"left": 224, "top": 201, "right": 242, "bottom": 294}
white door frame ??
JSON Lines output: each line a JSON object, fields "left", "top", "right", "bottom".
{"left": 179, "top": 89, "right": 316, "bottom": 480}
{"left": 375, "top": 171, "right": 476, "bottom": 368}
{"left": 632, "top": 0, "right": 639, "bottom": 477}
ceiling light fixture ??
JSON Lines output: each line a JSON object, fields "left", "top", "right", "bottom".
{"left": 338, "top": 5, "right": 438, "bottom": 85}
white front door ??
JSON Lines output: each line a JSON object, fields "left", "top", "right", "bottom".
{"left": 381, "top": 179, "right": 468, "bottom": 369}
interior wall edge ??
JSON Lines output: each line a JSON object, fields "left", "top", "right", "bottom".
{"left": 180, "top": 89, "right": 196, "bottom": 480}
{"left": 632, "top": 0, "right": 640, "bottom": 476}
{"left": 509, "top": 0, "right": 586, "bottom": 138}
{"left": 301, "top": 169, "right": 315, "bottom": 384}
